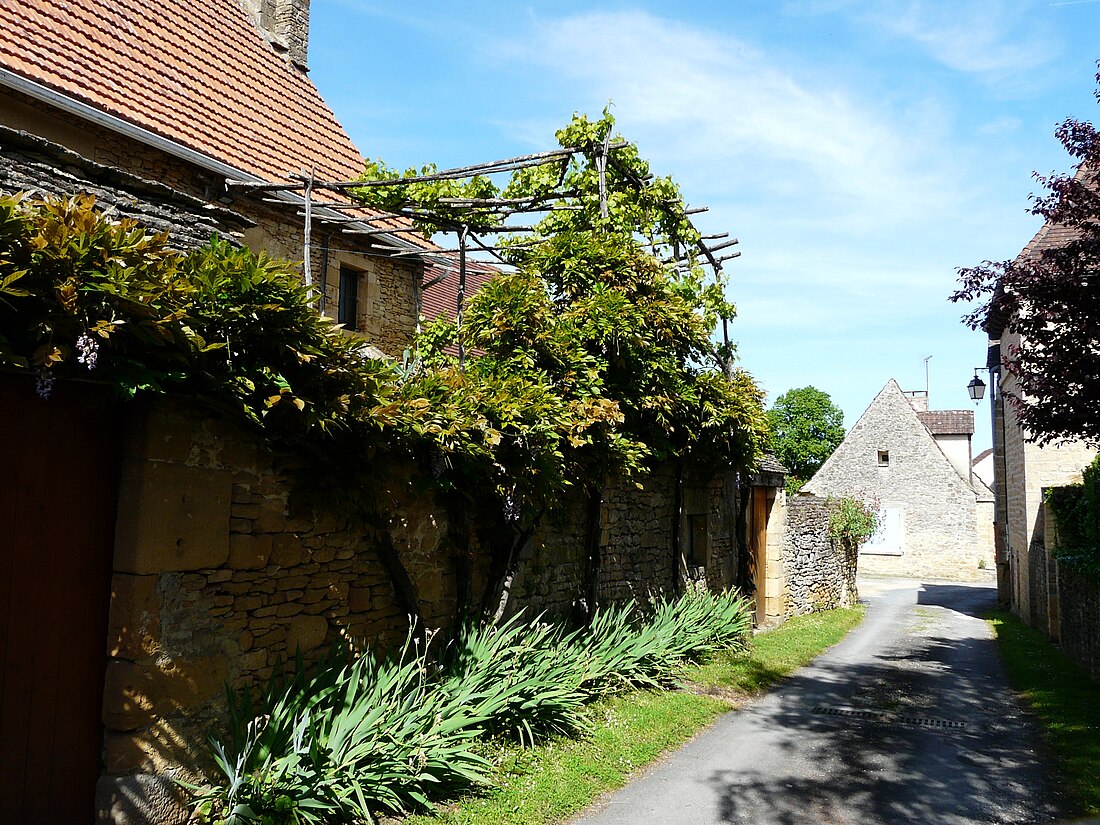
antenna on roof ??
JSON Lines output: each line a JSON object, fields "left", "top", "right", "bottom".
{"left": 923, "top": 355, "right": 932, "bottom": 398}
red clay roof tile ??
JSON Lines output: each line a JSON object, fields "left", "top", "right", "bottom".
{"left": 0, "top": 0, "right": 364, "bottom": 184}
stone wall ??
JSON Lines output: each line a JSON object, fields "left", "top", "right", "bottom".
{"left": 95, "top": 398, "right": 754, "bottom": 822}
{"left": 781, "top": 496, "right": 858, "bottom": 616}
{"left": 508, "top": 466, "right": 742, "bottom": 620}
{"left": 1057, "top": 566, "right": 1100, "bottom": 682}
{"left": 997, "top": 330, "right": 1097, "bottom": 621}
{"left": 99, "top": 400, "right": 423, "bottom": 822}
{"left": 1036, "top": 496, "right": 1100, "bottom": 683}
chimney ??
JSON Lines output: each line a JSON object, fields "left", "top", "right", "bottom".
{"left": 239, "top": 0, "right": 310, "bottom": 70}
{"left": 903, "top": 390, "right": 929, "bottom": 412}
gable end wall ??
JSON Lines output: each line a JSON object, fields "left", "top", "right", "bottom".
{"left": 804, "top": 380, "right": 993, "bottom": 580}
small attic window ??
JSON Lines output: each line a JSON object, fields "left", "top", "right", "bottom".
{"left": 877, "top": 450, "right": 890, "bottom": 466}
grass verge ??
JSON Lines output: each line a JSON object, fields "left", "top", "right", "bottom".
{"left": 400, "top": 605, "right": 865, "bottom": 825}
{"left": 987, "top": 609, "right": 1100, "bottom": 815}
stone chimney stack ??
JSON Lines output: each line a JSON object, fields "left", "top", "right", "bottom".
{"left": 239, "top": 0, "right": 310, "bottom": 70}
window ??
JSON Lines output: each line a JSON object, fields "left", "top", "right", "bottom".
{"left": 338, "top": 266, "right": 359, "bottom": 330}
{"left": 877, "top": 450, "right": 890, "bottom": 466}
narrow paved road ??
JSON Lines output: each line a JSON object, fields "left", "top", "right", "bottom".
{"left": 571, "top": 579, "right": 1069, "bottom": 825}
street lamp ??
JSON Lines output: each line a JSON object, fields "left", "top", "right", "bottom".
{"left": 967, "top": 370, "right": 986, "bottom": 402}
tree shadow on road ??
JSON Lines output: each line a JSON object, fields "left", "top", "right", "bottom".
{"left": 704, "top": 585, "right": 1070, "bottom": 824}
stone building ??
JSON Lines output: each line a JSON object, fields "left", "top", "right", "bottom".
{"left": 0, "top": 1, "right": 431, "bottom": 822}
{"left": 802, "top": 379, "right": 995, "bottom": 580}
{"left": 981, "top": 218, "right": 1096, "bottom": 626}
{"left": 0, "top": 0, "right": 428, "bottom": 356}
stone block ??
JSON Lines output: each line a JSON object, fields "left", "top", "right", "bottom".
{"left": 102, "top": 655, "right": 229, "bottom": 732}
{"left": 121, "top": 403, "right": 194, "bottom": 464}
{"left": 228, "top": 533, "right": 273, "bottom": 570}
{"left": 270, "top": 533, "right": 305, "bottom": 568}
{"left": 231, "top": 502, "right": 262, "bottom": 520}
{"left": 255, "top": 504, "right": 287, "bottom": 533}
{"left": 240, "top": 649, "right": 268, "bottom": 671}
{"left": 96, "top": 773, "right": 189, "bottom": 825}
{"left": 108, "top": 574, "right": 160, "bottom": 660}
{"left": 114, "top": 459, "right": 232, "bottom": 574}
{"left": 287, "top": 615, "right": 328, "bottom": 653}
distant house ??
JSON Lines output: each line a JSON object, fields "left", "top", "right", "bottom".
{"left": 972, "top": 447, "right": 994, "bottom": 490}
{"left": 802, "top": 379, "right": 994, "bottom": 580}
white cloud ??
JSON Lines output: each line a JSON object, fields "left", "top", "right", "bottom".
{"left": 786, "top": 0, "right": 1059, "bottom": 83}
{"left": 495, "top": 10, "right": 955, "bottom": 235}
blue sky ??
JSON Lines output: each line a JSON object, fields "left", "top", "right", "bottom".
{"left": 308, "top": 1, "right": 1100, "bottom": 452}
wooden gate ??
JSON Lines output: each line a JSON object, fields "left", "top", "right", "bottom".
{"left": 0, "top": 374, "right": 122, "bottom": 823}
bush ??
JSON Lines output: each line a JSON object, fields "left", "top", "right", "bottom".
{"left": 188, "top": 589, "right": 753, "bottom": 823}
{"left": 1047, "top": 455, "right": 1100, "bottom": 576}
{"left": 826, "top": 495, "right": 880, "bottom": 546}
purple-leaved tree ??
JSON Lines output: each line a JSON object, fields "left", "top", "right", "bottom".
{"left": 952, "top": 68, "right": 1100, "bottom": 446}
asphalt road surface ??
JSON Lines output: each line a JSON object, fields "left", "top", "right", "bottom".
{"left": 571, "top": 579, "right": 1069, "bottom": 825}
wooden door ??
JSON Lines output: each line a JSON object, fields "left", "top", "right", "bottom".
{"left": 752, "top": 486, "right": 768, "bottom": 625}
{"left": 0, "top": 374, "right": 122, "bottom": 823}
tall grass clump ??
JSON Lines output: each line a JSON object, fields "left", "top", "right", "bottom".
{"left": 576, "top": 587, "right": 753, "bottom": 692}
{"left": 187, "top": 588, "right": 752, "bottom": 824}
{"left": 187, "top": 634, "right": 492, "bottom": 824}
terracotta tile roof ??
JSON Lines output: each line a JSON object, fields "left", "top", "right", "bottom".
{"left": 917, "top": 410, "right": 975, "bottom": 435}
{"left": 0, "top": 0, "right": 362, "bottom": 185}
{"left": 421, "top": 257, "right": 499, "bottom": 323}
{"left": 985, "top": 163, "right": 1091, "bottom": 338}
{"left": 972, "top": 447, "right": 993, "bottom": 465}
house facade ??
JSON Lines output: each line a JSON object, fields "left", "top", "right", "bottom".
{"left": 0, "top": 0, "right": 426, "bottom": 355}
{"left": 982, "top": 219, "right": 1097, "bottom": 624}
{"left": 802, "top": 379, "right": 994, "bottom": 580}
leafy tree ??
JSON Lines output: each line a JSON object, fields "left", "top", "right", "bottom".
{"left": 951, "top": 68, "right": 1100, "bottom": 446}
{"left": 766, "top": 386, "right": 845, "bottom": 491}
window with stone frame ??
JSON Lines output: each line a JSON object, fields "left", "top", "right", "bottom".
{"left": 877, "top": 450, "right": 890, "bottom": 466}
{"left": 337, "top": 264, "right": 360, "bottom": 331}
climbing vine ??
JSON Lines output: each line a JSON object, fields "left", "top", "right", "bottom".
{"left": 1046, "top": 455, "right": 1100, "bottom": 576}
{"left": 0, "top": 112, "right": 768, "bottom": 624}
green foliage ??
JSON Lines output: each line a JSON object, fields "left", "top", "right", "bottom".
{"left": 365, "top": 111, "right": 768, "bottom": 519}
{"left": 0, "top": 194, "right": 396, "bottom": 446}
{"left": 766, "top": 386, "right": 846, "bottom": 488}
{"left": 189, "top": 633, "right": 494, "bottom": 824}
{"left": 355, "top": 159, "right": 500, "bottom": 235}
{"left": 826, "top": 495, "right": 880, "bottom": 545}
{"left": 403, "top": 605, "right": 865, "bottom": 825}
{"left": 1046, "top": 455, "right": 1100, "bottom": 576}
{"left": 190, "top": 590, "right": 753, "bottom": 823}
{"left": 989, "top": 609, "right": 1100, "bottom": 815}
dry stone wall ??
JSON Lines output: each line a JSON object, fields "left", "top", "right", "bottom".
{"left": 99, "top": 399, "right": 462, "bottom": 822}
{"left": 781, "top": 496, "right": 858, "bottom": 615}
{"left": 99, "top": 398, "right": 754, "bottom": 822}
{"left": 1038, "top": 497, "right": 1100, "bottom": 683}
{"left": 1058, "top": 567, "right": 1100, "bottom": 682}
